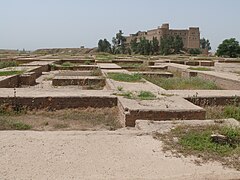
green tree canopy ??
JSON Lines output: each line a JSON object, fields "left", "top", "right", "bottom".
{"left": 98, "top": 39, "right": 112, "bottom": 53}
{"left": 216, "top": 38, "right": 240, "bottom": 58}
{"left": 114, "top": 30, "right": 126, "bottom": 54}
{"left": 200, "top": 38, "right": 211, "bottom": 51}
{"left": 173, "top": 35, "right": 184, "bottom": 54}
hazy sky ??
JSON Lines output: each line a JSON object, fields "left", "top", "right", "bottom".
{"left": 1, "top": 0, "right": 239, "bottom": 51}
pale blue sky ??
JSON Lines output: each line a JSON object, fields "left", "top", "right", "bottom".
{"left": 1, "top": 0, "right": 239, "bottom": 51}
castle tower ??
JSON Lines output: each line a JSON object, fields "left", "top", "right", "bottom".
{"left": 187, "top": 27, "right": 200, "bottom": 49}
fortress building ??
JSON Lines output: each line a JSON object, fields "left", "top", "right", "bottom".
{"left": 125, "top": 23, "right": 200, "bottom": 49}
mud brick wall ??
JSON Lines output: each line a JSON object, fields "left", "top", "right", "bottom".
{"left": 112, "top": 60, "right": 144, "bottom": 64}
{"left": 124, "top": 109, "right": 206, "bottom": 127}
{"left": 30, "top": 65, "right": 50, "bottom": 78}
{"left": 53, "top": 66, "right": 98, "bottom": 71}
{"left": 0, "top": 96, "right": 118, "bottom": 110}
{"left": 185, "top": 61, "right": 200, "bottom": 66}
{"left": 60, "top": 59, "right": 95, "bottom": 64}
{"left": 0, "top": 76, "right": 19, "bottom": 88}
{"left": 199, "top": 61, "right": 214, "bottom": 66}
{"left": 186, "top": 96, "right": 240, "bottom": 106}
{"left": 19, "top": 72, "right": 37, "bottom": 86}
{"left": 52, "top": 77, "right": 105, "bottom": 86}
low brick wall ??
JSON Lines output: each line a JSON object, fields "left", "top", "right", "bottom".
{"left": 185, "top": 61, "right": 200, "bottom": 66}
{"left": 0, "top": 75, "right": 19, "bottom": 88}
{"left": 60, "top": 59, "right": 95, "bottom": 64}
{"left": 112, "top": 60, "right": 144, "bottom": 64}
{"left": 199, "top": 61, "right": 215, "bottom": 66}
{"left": 53, "top": 66, "right": 98, "bottom": 71}
{"left": 186, "top": 96, "right": 240, "bottom": 106}
{"left": 19, "top": 72, "right": 37, "bottom": 86}
{"left": 29, "top": 65, "right": 50, "bottom": 77}
{"left": 52, "top": 77, "right": 105, "bottom": 86}
{"left": 124, "top": 109, "right": 206, "bottom": 127}
{"left": 0, "top": 96, "right": 118, "bottom": 110}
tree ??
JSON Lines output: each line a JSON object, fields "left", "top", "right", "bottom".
{"left": 130, "top": 38, "right": 138, "bottom": 53}
{"left": 152, "top": 37, "right": 160, "bottom": 55}
{"left": 160, "top": 36, "right": 171, "bottom": 55}
{"left": 98, "top": 39, "right": 111, "bottom": 53}
{"left": 137, "top": 38, "right": 152, "bottom": 55}
{"left": 173, "top": 35, "right": 184, "bottom": 53}
{"left": 216, "top": 38, "right": 240, "bottom": 58}
{"left": 200, "top": 38, "right": 211, "bottom": 51}
{"left": 189, "top": 48, "right": 201, "bottom": 55}
{"left": 114, "top": 30, "right": 127, "bottom": 54}
{"left": 160, "top": 35, "right": 184, "bottom": 55}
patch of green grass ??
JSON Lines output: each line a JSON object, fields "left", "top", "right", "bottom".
{"left": 10, "top": 121, "right": 32, "bottom": 130}
{"left": 155, "top": 125, "right": 240, "bottom": 170}
{"left": 224, "top": 105, "right": 240, "bottom": 121}
{"left": 117, "top": 86, "right": 123, "bottom": 91}
{"left": 50, "top": 64, "right": 57, "bottom": 70}
{"left": 177, "top": 126, "right": 239, "bottom": 155}
{"left": 62, "top": 62, "right": 74, "bottom": 67}
{"left": 0, "top": 118, "right": 31, "bottom": 130}
{"left": 144, "top": 76, "right": 220, "bottom": 90}
{"left": 0, "top": 61, "right": 18, "bottom": 69}
{"left": 108, "top": 73, "right": 143, "bottom": 82}
{"left": 0, "top": 71, "right": 24, "bottom": 76}
{"left": 188, "top": 67, "right": 212, "bottom": 71}
{"left": 205, "top": 105, "right": 240, "bottom": 122}
{"left": 96, "top": 53, "right": 114, "bottom": 61}
{"left": 115, "top": 90, "right": 156, "bottom": 100}
{"left": 84, "top": 60, "right": 91, "bottom": 65}
{"left": 137, "top": 91, "right": 156, "bottom": 100}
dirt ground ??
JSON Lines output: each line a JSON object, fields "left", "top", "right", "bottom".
{"left": 0, "top": 130, "right": 240, "bottom": 179}
{"left": 0, "top": 108, "right": 121, "bottom": 131}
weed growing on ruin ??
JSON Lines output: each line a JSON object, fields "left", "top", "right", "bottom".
{"left": 223, "top": 106, "right": 240, "bottom": 121}
{"left": 0, "top": 71, "right": 24, "bottom": 76}
{"left": 108, "top": 73, "right": 143, "bottom": 82}
{"left": 137, "top": 91, "right": 156, "bottom": 100}
{"left": 62, "top": 62, "right": 74, "bottom": 67}
{"left": 117, "top": 86, "right": 123, "bottom": 91}
{"left": 0, "top": 118, "right": 31, "bottom": 130}
{"left": 205, "top": 105, "right": 240, "bottom": 121}
{"left": 144, "top": 76, "right": 220, "bottom": 90}
{"left": 50, "top": 64, "right": 57, "bottom": 70}
{"left": 96, "top": 53, "right": 114, "bottom": 61}
{"left": 84, "top": 60, "right": 91, "bottom": 65}
{"left": 154, "top": 125, "right": 240, "bottom": 170}
{"left": 116, "top": 90, "right": 157, "bottom": 100}
{"left": 0, "top": 61, "right": 18, "bottom": 69}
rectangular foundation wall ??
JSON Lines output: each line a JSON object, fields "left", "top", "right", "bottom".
{"left": 0, "top": 96, "right": 118, "bottom": 110}
{"left": 125, "top": 109, "right": 206, "bottom": 127}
